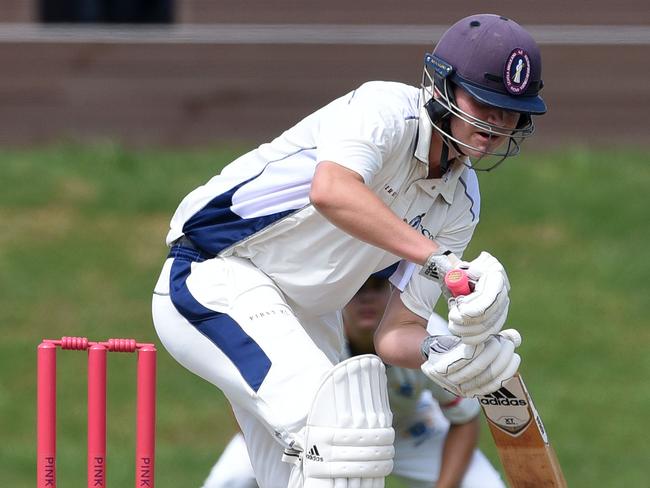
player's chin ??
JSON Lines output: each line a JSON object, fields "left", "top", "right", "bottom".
{"left": 465, "top": 134, "right": 505, "bottom": 157}
{"left": 357, "top": 317, "right": 380, "bottom": 331}
{"left": 464, "top": 145, "right": 494, "bottom": 159}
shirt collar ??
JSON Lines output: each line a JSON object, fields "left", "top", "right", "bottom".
{"left": 415, "top": 160, "right": 467, "bottom": 204}
{"left": 413, "top": 100, "right": 469, "bottom": 204}
{"left": 439, "top": 161, "right": 468, "bottom": 204}
{"left": 414, "top": 103, "right": 432, "bottom": 166}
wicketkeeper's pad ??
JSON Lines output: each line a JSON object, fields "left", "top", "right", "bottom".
{"left": 285, "top": 354, "right": 395, "bottom": 488}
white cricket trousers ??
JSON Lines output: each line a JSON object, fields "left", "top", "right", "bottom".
{"left": 152, "top": 248, "right": 340, "bottom": 488}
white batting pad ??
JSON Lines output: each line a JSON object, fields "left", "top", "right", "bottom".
{"left": 295, "top": 355, "right": 395, "bottom": 488}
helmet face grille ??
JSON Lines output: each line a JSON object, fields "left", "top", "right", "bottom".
{"left": 421, "top": 53, "right": 535, "bottom": 170}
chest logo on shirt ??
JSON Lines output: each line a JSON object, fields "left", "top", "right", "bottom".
{"left": 405, "top": 213, "right": 435, "bottom": 240}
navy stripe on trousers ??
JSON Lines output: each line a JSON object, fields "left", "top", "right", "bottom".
{"left": 168, "top": 255, "right": 272, "bottom": 392}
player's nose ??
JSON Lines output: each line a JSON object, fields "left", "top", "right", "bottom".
{"left": 486, "top": 108, "right": 506, "bottom": 128}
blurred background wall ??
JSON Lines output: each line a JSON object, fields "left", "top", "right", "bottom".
{"left": 0, "top": 0, "right": 648, "bottom": 148}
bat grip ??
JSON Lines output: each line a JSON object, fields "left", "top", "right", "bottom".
{"left": 444, "top": 269, "right": 471, "bottom": 297}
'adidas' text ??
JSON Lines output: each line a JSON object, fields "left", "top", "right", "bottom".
{"left": 480, "top": 397, "right": 527, "bottom": 406}
{"left": 305, "top": 445, "right": 323, "bottom": 462}
{"left": 481, "top": 386, "right": 527, "bottom": 407}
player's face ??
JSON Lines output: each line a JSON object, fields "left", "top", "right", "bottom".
{"left": 343, "top": 278, "right": 391, "bottom": 335}
{"left": 450, "top": 88, "right": 521, "bottom": 158}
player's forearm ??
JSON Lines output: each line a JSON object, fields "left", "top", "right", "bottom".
{"left": 374, "top": 293, "right": 429, "bottom": 369}
{"left": 436, "top": 417, "right": 480, "bottom": 488}
{"left": 310, "top": 161, "right": 440, "bottom": 264}
{"left": 375, "top": 320, "right": 429, "bottom": 369}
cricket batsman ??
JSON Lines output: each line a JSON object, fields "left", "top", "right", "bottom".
{"left": 152, "top": 14, "right": 546, "bottom": 487}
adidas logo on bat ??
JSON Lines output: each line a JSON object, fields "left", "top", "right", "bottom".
{"left": 480, "top": 386, "right": 527, "bottom": 406}
{"left": 305, "top": 445, "right": 323, "bottom": 462}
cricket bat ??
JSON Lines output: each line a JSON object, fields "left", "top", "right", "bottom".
{"left": 445, "top": 269, "right": 567, "bottom": 488}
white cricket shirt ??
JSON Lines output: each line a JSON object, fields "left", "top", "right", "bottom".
{"left": 167, "top": 81, "right": 480, "bottom": 315}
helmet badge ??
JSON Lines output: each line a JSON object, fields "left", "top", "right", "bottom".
{"left": 504, "top": 48, "right": 531, "bottom": 95}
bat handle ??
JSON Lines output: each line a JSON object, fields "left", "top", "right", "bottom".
{"left": 444, "top": 269, "right": 471, "bottom": 297}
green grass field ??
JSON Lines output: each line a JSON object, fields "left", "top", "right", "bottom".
{"left": 1, "top": 143, "right": 648, "bottom": 487}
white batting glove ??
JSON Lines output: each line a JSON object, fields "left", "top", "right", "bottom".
{"left": 447, "top": 252, "right": 511, "bottom": 345}
{"left": 421, "top": 329, "right": 522, "bottom": 397}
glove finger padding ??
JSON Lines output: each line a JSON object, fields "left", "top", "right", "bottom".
{"left": 421, "top": 329, "right": 522, "bottom": 398}
{"left": 462, "top": 353, "right": 521, "bottom": 397}
{"left": 459, "top": 329, "right": 522, "bottom": 397}
{"left": 420, "top": 361, "right": 463, "bottom": 397}
{"left": 448, "top": 297, "right": 509, "bottom": 345}
{"left": 433, "top": 342, "right": 485, "bottom": 375}
{"left": 458, "top": 339, "right": 515, "bottom": 390}
{"left": 446, "top": 252, "right": 511, "bottom": 344}
{"left": 447, "top": 297, "right": 509, "bottom": 335}
{"left": 444, "top": 337, "right": 502, "bottom": 383}
{"left": 449, "top": 273, "right": 508, "bottom": 324}
{"left": 499, "top": 328, "right": 523, "bottom": 347}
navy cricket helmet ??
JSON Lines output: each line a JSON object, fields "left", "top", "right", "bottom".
{"left": 421, "top": 14, "right": 547, "bottom": 170}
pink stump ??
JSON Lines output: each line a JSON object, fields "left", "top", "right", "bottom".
{"left": 88, "top": 345, "right": 107, "bottom": 488}
{"left": 136, "top": 346, "right": 157, "bottom": 488}
{"left": 37, "top": 342, "right": 57, "bottom": 488}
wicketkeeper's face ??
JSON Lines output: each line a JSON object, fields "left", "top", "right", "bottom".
{"left": 343, "top": 278, "right": 391, "bottom": 334}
